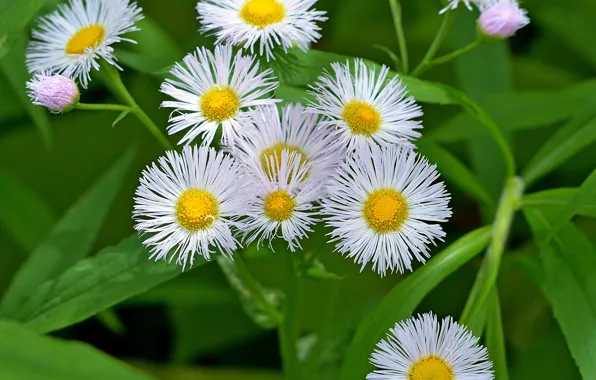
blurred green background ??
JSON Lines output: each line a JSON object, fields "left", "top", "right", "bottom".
{"left": 1, "top": 0, "right": 595, "bottom": 379}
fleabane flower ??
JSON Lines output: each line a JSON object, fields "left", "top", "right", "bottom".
{"left": 133, "top": 146, "right": 255, "bottom": 269}
{"left": 322, "top": 145, "right": 451, "bottom": 276}
{"left": 368, "top": 313, "right": 494, "bottom": 380}
{"left": 308, "top": 59, "right": 423, "bottom": 152}
{"left": 197, "top": 0, "right": 327, "bottom": 60}
{"left": 27, "top": 0, "right": 143, "bottom": 87}
{"left": 478, "top": 0, "right": 529, "bottom": 38}
{"left": 160, "top": 44, "right": 279, "bottom": 147}
{"left": 233, "top": 104, "right": 341, "bottom": 186}
{"left": 244, "top": 150, "right": 320, "bottom": 251}
{"left": 27, "top": 72, "right": 80, "bottom": 113}
{"left": 439, "top": 0, "right": 475, "bottom": 14}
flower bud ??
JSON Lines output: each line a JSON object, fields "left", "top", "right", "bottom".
{"left": 478, "top": 0, "right": 529, "bottom": 39}
{"left": 26, "top": 73, "right": 79, "bottom": 113}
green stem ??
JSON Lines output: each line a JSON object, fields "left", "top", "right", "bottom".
{"left": 101, "top": 63, "right": 172, "bottom": 149}
{"left": 411, "top": 10, "right": 456, "bottom": 77}
{"left": 486, "top": 288, "right": 510, "bottom": 380}
{"left": 388, "top": 0, "right": 409, "bottom": 73}
{"left": 279, "top": 253, "right": 301, "bottom": 380}
{"left": 413, "top": 38, "right": 483, "bottom": 76}
{"left": 74, "top": 103, "right": 132, "bottom": 112}
{"left": 460, "top": 177, "right": 524, "bottom": 325}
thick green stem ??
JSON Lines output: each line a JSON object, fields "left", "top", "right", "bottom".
{"left": 413, "top": 38, "right": 483, "bottom": 76}
{"left": 74, "top": 103, "right": 132, "bottom": 112}
{"left": 388, "top": 0, "right": 409, "bottom": 73}
{"left": 411, "top": 10, "right": 455, "bottom": 77}
{"left": 460, "top": 177, "right": 524, "bottom": 325}
{"left": 101, "top": 63, "right": 172, "bottom": 149}
{"left": 279, "top": 253, "right": 301, "bottom": 380}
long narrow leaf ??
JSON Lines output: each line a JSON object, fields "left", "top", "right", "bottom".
{"left": 522, "top": 188, "right": 596, "bottom": 219}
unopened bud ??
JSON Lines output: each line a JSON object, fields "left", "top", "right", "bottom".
{"left": 27, "top": 73, "right": 80, "bottom": 113}
{"left": 478, "top": 0, "right": 529, "bottom": 39}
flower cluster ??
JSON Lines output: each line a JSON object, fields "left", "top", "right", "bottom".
{"left": 24, "top": 0, "right": 502, "bottom": 378}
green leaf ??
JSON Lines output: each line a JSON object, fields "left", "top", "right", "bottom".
{"left": 0, "top": 147, "right": 136, "bottom": 317}
{"left": 96, "top": 308, "right": 125, "bottom": 335}
{"left": 524, "top": 208, "right": 596, "bottom": 379}
{"left": 216, "top": 254, "right": 282, "bottom": 329}
{"left": 522, "top": 188, "right": 596, "bottom": 219}
{"left": 0, "top": 320, "right": 154, "bottom": 380}
{"left": 0, "top": 0, "right": 48, "bottom": 60}
{"left": 486, "top": 288, "right": 509, "bottom": 380}
{"left": 116, "top": 17, "right": 182, "bottom": 74}
{"left": 16, "top": 235, "right": 207, "bottom": 334}
{"left": 0, "top": 35, "right": 52, "bottom": 149}
{"left": 0, "top": 170, "right": 56, "bottom": 252}
{"left": 523, "top": 101, "right": 596, "bottom": 186}
{"left": 417, "top": 139, "right": 494, "bottom": 210}
{"left": 339, "top": 226, "right": 493, "bottom": 380}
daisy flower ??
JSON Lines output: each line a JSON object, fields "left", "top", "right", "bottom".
{"left": 308, "top": 59, "right": 423, "bottom": 152}
{"left": 233, "top": 104, "right": 341, "bottom": 186}
{"left": 368, "top": 313, "right": 494, "bottom": 380}
{"left": 27, "top": 0, "right": 143, "bottom": 87}
{"left": 439, "top": 0, "right": 475, "bottom": 14}
{"left": 321, "top": 145, "right": 451, "bottom": 276}
{"left": 133, "top": 145, "right": 255, "bottom": 269}
{"left": 27, "top": 72, "right": 80, "bottom": 113}
{"left": 196, "top": 0, "right": 327, "bottom": 60}
{"left": 244, "top": 150, "right": 320, "bottom": 251}
{"left": 160, "top": 44, "right": 279, "bottom": 147}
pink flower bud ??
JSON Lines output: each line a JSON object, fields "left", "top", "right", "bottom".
{"left": 478, "top": 0, "right": 529, "bottom": 38}
{"left": 26, "top": 73, "right": 79, "bottom": 113}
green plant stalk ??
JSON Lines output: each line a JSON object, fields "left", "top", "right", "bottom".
{"left": 101, "top": 64, "right": 172, "bottom": 149}
{"left": 411, "top": 10, "right": 455, "bottom": 76}
{"left": 413, "top": 38, "right": 483, "bottom": 76}
{"left": 74, "top": 103, "right": 132, "bottom": 112}
{"left": 279, "top": 253, "right": 301, "bottom": 380}
{"left": 388, "top": 0, "right": 409, "bottom": 73}
{"left": 486, "top": 288, "right": 509, "bottom": 380}
{"left": 460, "top": 177, "right": 524, "bottom": 325}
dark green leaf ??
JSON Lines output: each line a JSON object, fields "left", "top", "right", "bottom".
{"left": 0, "top": 148, "right": 136, "bottom": 317}
{"left": 339, "top": 226, "right": 493, "bottom": 380}
{"left": 522, "top": 188, "right": 596, "bottom": 219}
{"left": 0, "top": 35, "right": 52, "bottom": 149}
{"left": 0, "top": 170, "right": 56, "bottom": 252}
{"left": 0, "top": 320, "right": 154, "bottom": 380}
{"left": 0, "top": 0, "right": 48, "bottom": 60}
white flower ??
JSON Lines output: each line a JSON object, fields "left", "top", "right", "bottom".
{"left": 244, "top": 150, "right": 320, "bottom": 251}
{"left": 321, "top": 145, "right": 451, "bottom": 276}
{"left": 439, "top": 0, "right": 475, "bottom": 14}
{"left": 478, "top": 0, "right": 529, "bottom": 38}
{"left": 196, "top": 0, "right": 327, "bottom": 60}
{"left": 160, "top": 44, "right": 279, "bottom": 147}
{"left": 368, "top": 313, "right": 494, "bottom": 380}
{"left": 308, "top": 59, "right": 423, "bottom": 152}
{"left": 232, "top": 103, "right": 341, "bottom": 186}
{"left": 27, "top": 0, "right": 143, "bottom": 87}
{"left": 133, "top": 146, "right": 255, "bottom": 269}
{"left": 27, "top": 72, "right": 80, "bottom": 113}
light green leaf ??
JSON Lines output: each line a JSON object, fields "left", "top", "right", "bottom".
{"left": 96, "top": 308, "right": 125, "bottom": 335}
{"left": 0, "top": 170, "right": 56, "bottom": 252}
{"left": 216, "top": 254, "right": 282, "bottom": 329}
{"left": 16, "top": 234, "right": 207, "bottom": 334}
{"left": 522, "top": 188, "right": 596, "bottom": 219}
{"left": 486, "top": 289, "right": 509, "bottom": 380}
{"left": 0, "top": 0, "right": 48, "bottom": 60}
{"left": 0, "top": 35, "right": 52, "bottom": 149}
{"left": 0, "top": 320, "right": 154, "bottom": 380}
{"left": 523, "top": 101, "right": 596, "bottom": 186}
{"left": 417, "top": 139, "right": 494, "bottom": 210}
{"left": 339, "top": 226, "right": 493, "bottom": 380}
{"left": 0, "top": 147, "right": 136, "bottom": 317}
{"left": 524, "top": 208, "right": 596, "bottom": 379}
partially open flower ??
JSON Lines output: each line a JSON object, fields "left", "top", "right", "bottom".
{"left": 478, "top": 0, "right": 529, "bottom": 38}
{"left": 26, "top": 73, "right": 80, "bottom": 113}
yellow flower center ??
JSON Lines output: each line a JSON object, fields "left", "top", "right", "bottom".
{"left": 65, "top": 24, "right": 106, "bottom": 54}
{"left": 240, "top": 0, "right": 286, "bottom": 28}
{"left": 200, "top": 87, "right": 240, "bottom": 122}
{"left": 175, "top": 189, "right": 219, "bottom": 231}
{"left": 408, "top": 355, "right": 454, "bottom": 380}
{"left": 341, "top": 101, "right": 382, "bottom": 135}
{"left": 264, "top": 190, "right": 295, "bottom": 222}
{"left": 363, "top": 189, "right": 408, "bottom": 233}
{"left": 260, "top": 143, "right": 309, "bottom": 180}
